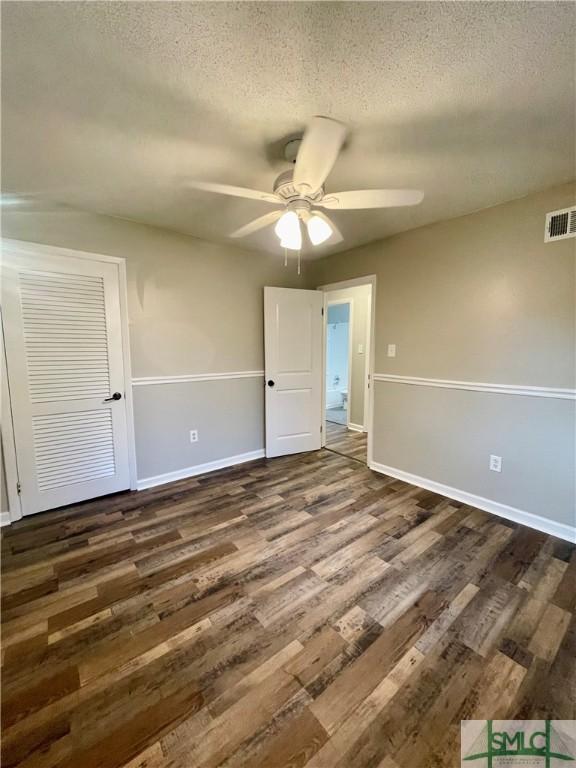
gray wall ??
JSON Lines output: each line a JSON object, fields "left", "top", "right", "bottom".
{"left": 374, "top": 384, "right": 574, "bottom": 524}
{"left": 133, "top": 378, "right": 265, "bottom": 480}
{"left": 311, "top": 183, "right": 576, "bottom": 527}
{"left": 2, "top": 206, "right": 308, "bottom": 482}
{"left": 324, "top": 284, "right": 371, "bottom": 428}
{"left": 3, "top": 184, "right": 575, "bottom": 529}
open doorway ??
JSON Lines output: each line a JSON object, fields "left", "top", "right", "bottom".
{"left": 325, "top": 301, "right": 351, "bottom": 427}
{"left": 321, "top": 277, "right": 374, "bottom": 465}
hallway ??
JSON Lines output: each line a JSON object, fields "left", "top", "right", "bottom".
{"left": 325, "top": 421, "right": 368, "bottom": 464}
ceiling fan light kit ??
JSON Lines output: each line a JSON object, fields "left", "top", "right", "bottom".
{"left": 186, "top": 116, "right": 424, "bottom": 271}
{"left": 275, "top": 210, "right": 302, "bottom": 250}
{"left": 274, "top": 200, "right": 332, "bottom": 250}
{"left": 306, "top": 214, "right": 332, "bottom": 245}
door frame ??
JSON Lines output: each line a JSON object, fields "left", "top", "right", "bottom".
{"left": 324, "top": 298, "right": 353, "bottom": 430}
{"left": 1, "top": 311, "right": 22, "bottom": 524}
{"left": 318, "top": 275, "right": 376, "bottom": 467}
{"left": 1, "top": 239, "right": 138, "bottom": 523}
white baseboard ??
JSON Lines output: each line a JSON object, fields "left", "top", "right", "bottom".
{"left": 370, "top": 461, "right": 576, "bottom": 543}
{"left": 348, "top": 422, "right": 365, "bottom": 433}
{"left": 137, "top": 449, "right": 266, "bottom": 491}
{"left": 0, "top": 511, "right": 12, "bottom": 527}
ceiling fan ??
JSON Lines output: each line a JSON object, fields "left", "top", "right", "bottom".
{"left": 186, "top": 116, "right": 424, "bottom": 262}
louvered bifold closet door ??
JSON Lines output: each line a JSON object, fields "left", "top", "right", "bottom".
{"left": 2, "top": 245, "right": 131, "bottom": 515}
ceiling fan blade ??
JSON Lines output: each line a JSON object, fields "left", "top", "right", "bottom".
{"left": 0, "top": 191, "right": 82, "bottom": 209}
{"left": 293, "top": 117, "right": 348, "bottom": 195}
{"left": 320, "top": 189, "right": 424, "bottom": 210}
{"left": 313, "top": 210, "right": 343, "bottom": 244}
{"left": 185, "top": 180, "right": 281, "bottom": 204}
{"left": 230, "top": 210, "right": 283, "bottom": 238}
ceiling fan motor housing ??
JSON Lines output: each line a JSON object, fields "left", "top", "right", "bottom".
{"left": 273, "top": 170, "right": 323, "bottom": 204}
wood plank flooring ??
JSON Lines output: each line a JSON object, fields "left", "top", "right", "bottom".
{"left": 326, "top": 422, "right": 368, "bottom": 464}
{"left": 1, "top": 448, "right": 574, "bottom": 768}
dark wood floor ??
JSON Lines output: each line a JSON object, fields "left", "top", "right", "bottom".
{"left": 326, "top": 422, "right": 368, "bottom": 464}
{"left": 1, "top": 448, "right": 574, "bottom": 768}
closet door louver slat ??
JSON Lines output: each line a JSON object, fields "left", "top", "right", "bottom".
{"left": 20, "top": 271, "right": 111, "bottom": 404}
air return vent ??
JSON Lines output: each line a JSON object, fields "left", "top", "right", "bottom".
{"left": 544, "top": 206, "right": 576, "bottom": 242}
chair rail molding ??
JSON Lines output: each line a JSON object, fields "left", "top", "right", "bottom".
{"left": 132, "top": 371, "right": 265, "bottom": 386}
{"left": 373, "top": 374, "right": 576, "bottom": 400}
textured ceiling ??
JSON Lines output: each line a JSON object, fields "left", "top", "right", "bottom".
{"left": 2, "top": 1, "right": 575, "bottom": 258}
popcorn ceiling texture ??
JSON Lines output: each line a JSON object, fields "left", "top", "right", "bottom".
{"left": 2, "top": 1, "right": 574, "bottom": 257}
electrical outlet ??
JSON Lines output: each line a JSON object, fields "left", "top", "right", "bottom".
{"left": 190, "top": 430, "right": 199, "bottom": 443}
{"left": 387, "top": 344, "right": 396, "bottom": 358}
{"left": 358, "top": 343, "right": 364, "bottom": 354}
{"left": 489, "top": 455, "right": 502, "bottom": 472}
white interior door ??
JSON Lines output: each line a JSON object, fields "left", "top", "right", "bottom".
{"left": 264, "top": 287, "right": 323, "bottom": 458}
{"left": 2, "top": 246, "right": 132, "bottom": 515}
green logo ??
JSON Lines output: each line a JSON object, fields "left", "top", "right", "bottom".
{"left": 462, "top": 720, "right": 575, "bottom": 767}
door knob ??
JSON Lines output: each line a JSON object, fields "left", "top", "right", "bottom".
{"left": 104, "top": 392, "right": 122, "bottom": 401}
{"left": 267, "top": 380, "right": 275, "bottom": 387}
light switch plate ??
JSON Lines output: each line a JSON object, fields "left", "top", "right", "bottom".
{"left": 387, "top": 344, "right": 396, "bottom": 358}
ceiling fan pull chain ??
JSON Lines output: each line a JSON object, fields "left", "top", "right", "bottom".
{"left": 284, "top": 247, "right": 288, "bottom": 267}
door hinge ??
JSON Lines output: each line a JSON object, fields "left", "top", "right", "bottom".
{"left": 320, "top": 424, "right": 323, "bottom": 432}
{"left": 321, "top": 307, "right": 324, "bottom": 316}
{"left": 16, "top": 482, "right": 21, "bottom": 495}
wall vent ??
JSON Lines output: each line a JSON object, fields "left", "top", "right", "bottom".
{"left": 544, "top": 206, "right": 576, "bottom": 242}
